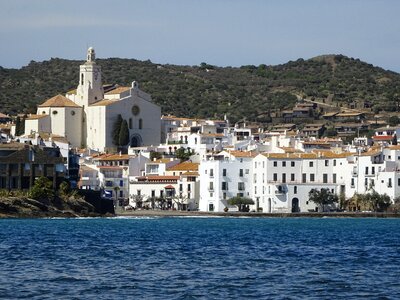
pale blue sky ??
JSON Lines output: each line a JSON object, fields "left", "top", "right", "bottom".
{"left": 1, "top": 0, "right": 399, "bottom": 72}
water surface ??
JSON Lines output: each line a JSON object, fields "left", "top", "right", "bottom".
{"left": 0, "top": 217, "right": 399, "bottom": 299}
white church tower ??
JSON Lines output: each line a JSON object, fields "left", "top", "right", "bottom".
{"left": 76, "top": 47, "right": 104, "bottom": 107}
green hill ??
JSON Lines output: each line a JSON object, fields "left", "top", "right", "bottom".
{"left": 1, "top": 54, "right": 400, "bottom": 122}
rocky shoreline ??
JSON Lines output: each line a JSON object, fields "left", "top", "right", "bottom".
{"left": 0, "top": 196, "right": 111, "bottom": 218}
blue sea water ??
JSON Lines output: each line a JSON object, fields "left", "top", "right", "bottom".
{"left": 0, "top": 217, "right": 399, "bottom": 300}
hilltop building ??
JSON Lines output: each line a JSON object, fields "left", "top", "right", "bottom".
{"left": 24, "top": 47, "right": 161, "bottom": 152}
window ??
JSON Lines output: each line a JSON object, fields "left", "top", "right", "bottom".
{"left": 294, "top": 186, "right": 297, "bottom": 194}
{"left": 325, "top": 160, "right": 329, "bottom": 166}
{"left": 282, "top": 161, "right": 286, "bottom": 167}
{"left": 310, "top": 174, "right": 315, "bottom": 182}
{"left": 365, "top": 167, "right": 369, "bottom": 175}
{"left": 291, "top": 161, "right": 295, "bottom": 167}
{"left": 273, "top": 161, "right": 277, "bottom": 167}
{"left": 81, "top": 73, "right": 84, "bottom": 85}
{"left": 129, "top": 118, "right": 132, "bottom": 129}
{"left": 179, "top": 184, "right": 183, "bottom": 192}
{"left": 239, "top": 169, "right": 244, "bottom": 177}
{"left": 333, "top": 160, "right": 336, "bottom": 166}
{"left": 262, "top": 161, "right": 265, "bottom": 168}
{"left": 245, "top": 169, "right": 249, "bottom": 174}
{"left": 351, "top": 178, "right": 355, "bottom": 187}
{"left": 209, "top": 182, "right": 214, "bottom": 191}
{"left": 238, "top": 182, "right": 245, "bottom": 191}
{"left": 302, "top": 173, "right": 306, "bottom": 183}
{"left": 398, "top": 178, "right": 400, "bottom": 186}
{"left": 209, "top": 203, "right": 214, "bottom": 212}
{"left": 237, "top": 193, "right": 244, "bottom": 197}
{"left": 209, "top": 169, "right": 214, "bottom": 177}
{"left": 137, "top": 190, "right": 141, "bottom": 196}
{"left": 52, "top": 110, "right": 58, "bottom": 115}
{"left": 333, "top": 174, "right": 337, "bottom": 184}
{"left": 254, "top": 162, "right": 257, "bottom": 168}
{"left": 273, "top": 173, "right": 277, "bottom": 181}
{"left": 160, "top": 190, "right": 164, "bottom": 198}
{"left": 222, "top": 169, "right": 227, "bottom": 176}
{"left": 119, "top": 180, "right": 123, "bottom": 187}
{"left": 119, "top": 191, "right": 123, "bottom": 197}
{"left": 323, "top": 174, "right": 328, "bottom": 183}
{"left": 223, "top": 193, "right": 227, "bottom": 200}
{"left": 222, "top": 182, "right": 228, "bottom": 190}
{"left": 388, "top": 178, "right": 392, "bottom": 187}
{"left": 139, "top": 118, "right": 143, "bottom": 129}
{"left": 71, "top": 110, "right": 75, "bottom": 116}
{"left": 282, "top": 173, "right": 286, "bottom": 183}
{"left": 309, "top": 161, "right": 313, "bottom": 167}
{"left": 372, "top": 167, "right": 375, "bottom": 175}
{"left": 291, "top": 173, "right": 295, "bottom": 181}
{"left": 151, "top": 190, "right": 155, "bottom": 197}
{"left": 187, "top": 184, "right": 191, "bottom": 191}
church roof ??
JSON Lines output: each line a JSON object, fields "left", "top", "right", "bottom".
{"left": 38, "top": 94, "right": 81, "bottom": 108}
{"left": 105, "top": 86, "right": 130, "bottom": 95}
{"left": 25, "top": 114, "right": 49, "bottom": 120}
{"left": 90, "top": 99, "right": 118, "bottom": 107}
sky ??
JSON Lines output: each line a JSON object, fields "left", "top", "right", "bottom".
{"left": 0, "top": 0, "right": 400, "bottom": 72}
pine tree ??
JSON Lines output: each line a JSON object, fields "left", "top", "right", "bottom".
{"left": 112, "top": 114, "right": 123, "bottom": 146}
{"left": 118, "top": 120, "right": 130, "bottom": 146}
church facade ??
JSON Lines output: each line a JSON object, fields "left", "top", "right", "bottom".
{"left": 25, "top": 47, "right": 161, "bottom": 152}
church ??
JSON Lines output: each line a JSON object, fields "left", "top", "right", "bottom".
{"left": 24, "top": 48, "right": 161, "bottom": 152}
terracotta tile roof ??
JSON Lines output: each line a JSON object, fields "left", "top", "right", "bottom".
{"left": 25, "top": 114, "right": 49, "bottom": 120}
{"left": 372, "top": 135, "right": 394, "bottom": 141}
{"left": 279, "top": 147, "right": 303, "bottom": 153}
{"left": 164, "top": 184, "right": 175, "bottom": 189}
{"left": 0, "top": 112, "right": 10, "bottom": 118}
{"left": 98, "top": 154, "right": 130, "bottom": 161}
{"left": 182, "top": 171, "right": 199, "bottom": 176}
{"left": 137, "top": 176, "right": 179, "bottom": 181}
{"left": 105, "top": 86, "right": 130, "bottom": 95}
{"left": 167, "top": 162, "right": 199, "bottom": 171}
{"left": 90, "top": 99, "right": 118, "bottom": 107}
{"left": 38, "top": 94, "right": 81, "bottom": 108}
{"left": 151, "top": 158, "right": 177, "bottom": 164}
{"left": 227, "top": 150, "right": 258, "bottom": 158}
{"left": 387, "top": 145, "right": 400, "bottom": 150}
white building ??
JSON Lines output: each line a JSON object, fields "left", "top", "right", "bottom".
{"left": 25, "top": 47, "right": 161, "bottom": 152}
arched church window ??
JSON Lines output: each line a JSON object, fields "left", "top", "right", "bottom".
{"left": 129, "top": 118, "right": 132, "bottom": 129}
{"left": 132, "top": 105, "right": 140, "bottom": 116}
{"left": 81, "top": 74, "right": 84, "bottom": 85}
{"left": 52, "top": 110, "right": 58, "bottom": 115}
{"left": 139, "top": 119, "right": 143, "bottom": 129}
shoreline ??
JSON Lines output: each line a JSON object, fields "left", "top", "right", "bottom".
{"left": 115, "top": 210, "right": 400, "bottom": 218}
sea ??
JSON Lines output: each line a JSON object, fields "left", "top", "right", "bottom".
{"left": 0, "top": 217, "right": 399, "bottom": 299}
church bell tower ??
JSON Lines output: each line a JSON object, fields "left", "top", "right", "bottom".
{"left": 76, "top": 47, "right": 104, "bottom": 107}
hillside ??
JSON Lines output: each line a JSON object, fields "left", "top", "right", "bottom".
{"left": 1, "top": 55, "right": 400, "bottom": 122}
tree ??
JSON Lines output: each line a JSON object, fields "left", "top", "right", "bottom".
{"left": 175, "top": 147, "right": 194, "bottom": 162}
{"left": 227, "top": 196, "right": 255, "bottom": 212}
{"left": 364, "top": 191, "right": 391, "bottom": 212}
{"left": 29, "top": 176, "right": 54, "bottom": 200}
{"left": 150, "top": 151, "right": 162, "bottom": 161}
{"left": 308, "top": 188, "right": 338, "bottom": 212}
{"left": 15, "top": 116, "right": 24, "bottom": 136}
{"left": 59, "top": 181, "right": 70, "bottom": 198}
{"left": 388, "top": 115, "right": 400, "bottom": 127}
{"left": 118, "top": 120, "right": 129, "bottom": 146}
{"left": 112, "top": 114, "right": 123, "bottom": 146}
{"left": 131, "top": 194, "right": 144, "bottom": 209}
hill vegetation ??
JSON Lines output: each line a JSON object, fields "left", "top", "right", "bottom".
{"left": 1, "top": 54, "right": 400, "bottom": 122}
